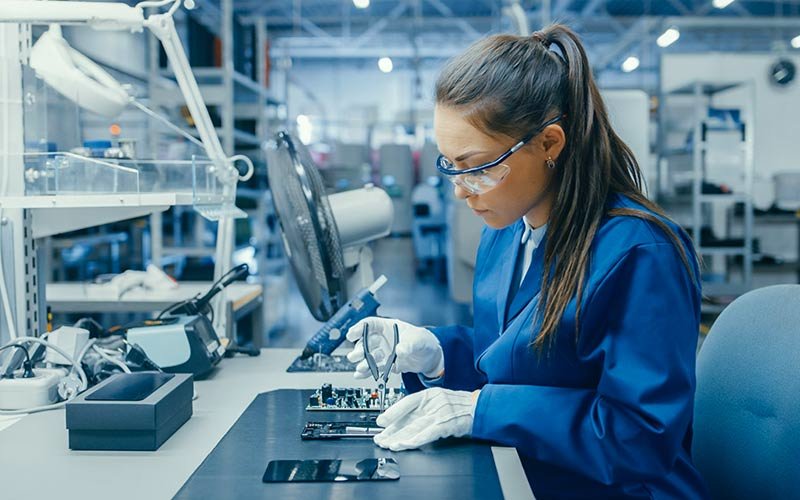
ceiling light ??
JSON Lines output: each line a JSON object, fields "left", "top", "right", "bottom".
{"left": 792, "top": 35, "right": 800, "bottom": 49}
{"left": 712, "top": 0, "right": 735, "bottom": 9}
{"left": 621, "top": 56, "right": 640, "bottom": 73}
{"left": 353, "top": 0, "right": 370, "bottom": 8}
{"left": 657, "top": 27, "right": 680, "bottom": 48}
{"left": 378, "top": 57, "right": 393, "bottom": 73}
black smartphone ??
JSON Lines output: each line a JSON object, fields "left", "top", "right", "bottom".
{"left": 262, "top": 458, "right": 400, "bottom": 483}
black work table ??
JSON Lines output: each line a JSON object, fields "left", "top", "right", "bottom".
{"left": 0, "top": 349, "right": 534, "bottom": 499}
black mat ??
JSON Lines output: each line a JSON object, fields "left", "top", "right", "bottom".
{"left": 174, "top": 389, "right": 503, "bottom": 499}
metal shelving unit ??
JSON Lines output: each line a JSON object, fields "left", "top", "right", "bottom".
{"left": 659, "top": 80, "right": 755, "bottom": 307}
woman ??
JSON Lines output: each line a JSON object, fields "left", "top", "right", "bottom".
{"left": 346, "top": 24, "right": 709, "bottom": 499}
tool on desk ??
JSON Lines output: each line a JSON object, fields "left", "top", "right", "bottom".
{"left": 121, "top": 265, "right": 249, "bottom": 378}
{"left": 126, "top": 315, "right": 222, "bottom": 378}
{"left": 363, "top": 322, "right": 399, "bottom": 413}
{"left": 262, "top": 458, "right": 400, "bottom": 483}
{"left": 289, "top": 275, "right": 388, "bottom": 373}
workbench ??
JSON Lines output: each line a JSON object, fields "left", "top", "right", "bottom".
{"left": 0, "top": 349, "right": 534, "bottom": 499}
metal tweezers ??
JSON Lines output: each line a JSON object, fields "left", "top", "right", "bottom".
{"left": 362, "top": 322, "right": 398, "bottom": 412}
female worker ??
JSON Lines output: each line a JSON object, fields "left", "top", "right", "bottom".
{"left": 346, "top": 24, "right": 709, "bottom": 499}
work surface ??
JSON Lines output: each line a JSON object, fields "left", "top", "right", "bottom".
{"left": 0, "top": 348, "right": 533, "bottom": 500}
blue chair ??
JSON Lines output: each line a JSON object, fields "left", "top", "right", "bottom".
{"left": 693, "top": 284, "right": 800, "bottom": 499}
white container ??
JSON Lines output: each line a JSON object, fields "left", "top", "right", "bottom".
{"left": 774, "top": 172, "right": 800, "bottom": 210}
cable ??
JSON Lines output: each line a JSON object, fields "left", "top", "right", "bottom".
{"left": 91, "top": 345, "right": 131, "bottom": 374}
{"left": 0, "top": 344, "right": 30, "bottom": 368}
{"left": 7, "top": 337, "right": 90, "bottom": 392}
{"left": 0, "top": 337, "right": 95, "bottom": 415}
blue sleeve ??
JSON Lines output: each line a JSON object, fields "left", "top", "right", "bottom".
{"left": 471, "top": 242, "right": 701, "bottom": 485}
{"left": 401, "top": 324, "right": 488, "bottom": 394}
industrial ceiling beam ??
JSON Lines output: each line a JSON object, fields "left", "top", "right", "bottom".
{"left": 593, "top": 16, "right": 660, "bottom": 69}
{"left": 425, "top": 0, "right": 482, "bottom": 37}
{"left": 353, "top": 1, "right": 410, "bottom": 47}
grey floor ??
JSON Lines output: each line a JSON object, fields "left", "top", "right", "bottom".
{"left": 266, "top": 236, "right": 472, "bottom": 348}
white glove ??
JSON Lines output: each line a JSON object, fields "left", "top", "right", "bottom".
{"left": 373, "top": 387, "right": 479, "bottom": 451}
{"left": 346, "top": 317, "right": 444, "bottom": 379}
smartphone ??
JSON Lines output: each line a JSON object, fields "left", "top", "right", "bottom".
{"left": 262, "top": 458, "right": 399, "bottom": 483}
{"left": 301, "top": 421, "right": 381, "bottom": 440}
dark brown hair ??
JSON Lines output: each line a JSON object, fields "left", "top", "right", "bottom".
{"left": 435, "top": 24, "right": 696, "bottom": 351}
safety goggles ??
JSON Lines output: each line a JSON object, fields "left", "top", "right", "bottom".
{"left": 436, "top": 114, "right": 564, "bottom": 195}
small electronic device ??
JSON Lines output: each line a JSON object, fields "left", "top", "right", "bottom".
{"left": 262, "top": 458, "right": 400, "bottom": 483}
{"left": 306, "top": 384, "right": 405, "bottom": 411}
{"left": 126, "top": 315, "right": 223, "bottom": 378}
{"left": 301, "top": 421, "right": 381, "bottom": 440}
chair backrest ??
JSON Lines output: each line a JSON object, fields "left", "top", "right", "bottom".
{"left": 693, "top": 284, "right": 800, "bottom": 499}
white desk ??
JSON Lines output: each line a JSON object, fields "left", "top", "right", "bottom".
{"left": 0, "top": 349, "right": 533, "bottom": 500}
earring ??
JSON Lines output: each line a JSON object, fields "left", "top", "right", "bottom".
{"left": 546, "top": 156, "right": 556, "bottom": 169}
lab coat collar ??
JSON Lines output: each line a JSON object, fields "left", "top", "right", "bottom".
{"left": 497, "top": 220, "right": 526, "bottom": 328}
{"left": 498, "top": 219, "right": 548, "bottom": 328}
{"left": 506, "top": 236, "right": 547, "bottom": 325}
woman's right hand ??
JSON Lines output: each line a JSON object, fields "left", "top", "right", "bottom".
{"left": 346, "top": 317, "right": 445, "bottom": 379}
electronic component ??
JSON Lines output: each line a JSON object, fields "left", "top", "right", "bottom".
{"left": 286, "top": 353, "right": 356, "bottom": 373}
{"left": 306, "top": 385, "right": 405, "bottom": 411}
{"left": 301, "top": 421, "right": 381, "bottom": 440}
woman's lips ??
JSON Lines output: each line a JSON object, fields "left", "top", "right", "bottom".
{"left": 470, "top": 207, "right": 489, "bottom": 215}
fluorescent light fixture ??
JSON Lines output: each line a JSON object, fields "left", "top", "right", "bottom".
{"left": 792, "top": 35, "right": 800, "bottom": 49}
{"left": 378, "top": 56, "right": 393, "bottom": 73}
{"left": 621, "top": 56, "right": 640, "bottom": 73}
{"left": 657, "top": 27, "right": 680, "bottom": 48}
{"left": 353, "top": 0, "right": 370, "bottom": 8}
{"left": 712, "top": 0, "right": 735, "bottom": 9}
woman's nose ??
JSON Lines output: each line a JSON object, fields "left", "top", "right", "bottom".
{"left": 453, "top": 184, "right": 471, "bottom": 200}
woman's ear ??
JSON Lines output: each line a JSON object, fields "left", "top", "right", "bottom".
{"left": 541, "top": 124, "right": 566, "bottom": 160}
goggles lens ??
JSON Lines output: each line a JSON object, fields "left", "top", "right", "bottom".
{"left": 442, "top": 162, "right": 511, "bottom": 195}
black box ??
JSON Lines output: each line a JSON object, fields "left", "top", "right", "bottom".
{"left": 66, "top": 372, "right": 193, "bottom": 451}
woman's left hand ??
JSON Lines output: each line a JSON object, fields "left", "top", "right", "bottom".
{"left": 374, "top": 387, "right": 480, "bottom": 451}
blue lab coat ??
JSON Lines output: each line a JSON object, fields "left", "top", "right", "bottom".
{"left": 403, "top": 194, "right": 710, "bottom": 499}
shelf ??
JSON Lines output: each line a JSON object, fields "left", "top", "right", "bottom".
{"left": 698, "top": 193, "right": 748, "bottom": 202}
{"left": 0, "top": 192, "right": 193, "bottom": 209}
{"left": 0, "top": 193, "right": 193, "bottom": 238}
{"left": 702, "top": 282, "right": 751, "bottom": 297}
{"left": 159, "top": 68, "right": 281, "bottom": 105}
{"left": 667, "top": 81, "right": 743, "bottom": 96}
{"left": 697, "top": 247, "right": 748, "bottom": 256}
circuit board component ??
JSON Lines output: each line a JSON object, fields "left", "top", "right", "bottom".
{"left": 301, "top": 421, "right": 381, "bottom": 440}
{"left": 306, "top": 384, "right": 405, "bottom": 411}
